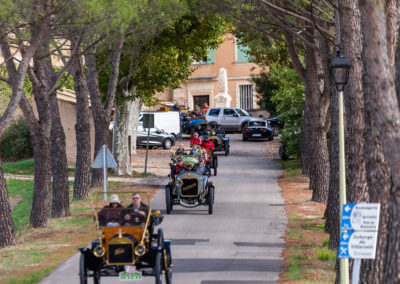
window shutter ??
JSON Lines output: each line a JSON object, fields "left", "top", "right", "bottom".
{"left": 236, "top": 43, "right": 251, "bottom": 62}
{"left": 207, "top": 49, "right": 215, "bottom": 64}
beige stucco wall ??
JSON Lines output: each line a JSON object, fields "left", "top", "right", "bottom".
{"left": 31, "top": 89, "right": 95, "bottom": 165}
{"left": 177, "top": 34, "right": 262, "bottom": 109}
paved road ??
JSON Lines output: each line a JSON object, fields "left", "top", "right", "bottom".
{"left": 40, "top": 134, "right": 287, "bottom": 284}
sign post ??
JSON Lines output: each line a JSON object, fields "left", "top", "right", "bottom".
{"left": 92, "top": 144, "right": 117, "bottom": 201}
{"left": 338, "top": 203, "right": 380, "bottom": 284}
{"left": 142, "top": 114, "right": 154, "bottom": 174}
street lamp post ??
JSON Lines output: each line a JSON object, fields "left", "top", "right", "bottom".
{"left": 331, "top": 49, "right": 351, "bottom": 284}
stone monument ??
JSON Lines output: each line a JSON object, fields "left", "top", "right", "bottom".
{"left": 214, "top": 68, "right": 232, "bottom": 107}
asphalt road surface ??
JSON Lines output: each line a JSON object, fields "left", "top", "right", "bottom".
{"left": 40, "top": 134, "right": 287, "bottom": 284}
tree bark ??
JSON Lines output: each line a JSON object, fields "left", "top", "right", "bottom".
{"left": 71, "top": 55, "right": 92, "bottom": 200}
{"left": 303, "top": 39, "right": 330, "bottom": 203}
{"left": 113, "top": 94, "right": 133, "bottom": 175}
{"left": 0, "top": 157, "right": 16, "bottom": 248}
{"left": 326, "top": 88, "right": 340, "bottom": 248}
{"left": 41, "top": 45, "right": 70, "bottom": 218}
{"left": 85, "top": 36, "right": 124, "bottom": 187}
{"left": 359, "top": 0, "right": 400, "bottom": 282}
{"left": 21, "top": 72, "right": 52, "bottom": 228}
{"left": 129, "top": 97, "right": 142, "bottom": 155}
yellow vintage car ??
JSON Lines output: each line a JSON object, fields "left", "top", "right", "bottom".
{"left": 79, "top": 191, "right": 172, "bottom": 284}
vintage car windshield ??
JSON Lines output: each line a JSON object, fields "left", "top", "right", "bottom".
{"left": 93, "top": 191, "right": 151, "bottom": 228}
{"left": 249, "top": 121, "right": 266, "bottom": 127}
{"left": 235, "top": 108, "right": 250, "bottom": 117}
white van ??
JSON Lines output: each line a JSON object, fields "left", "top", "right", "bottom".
{"left": 139, "top": 111, "right": 181, "bottom": 139}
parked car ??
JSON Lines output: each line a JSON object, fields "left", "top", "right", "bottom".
{"left": 139, "top": 111, "right": 181, "bottom": 139}
{"left": 242, "top": 120, "right": 273, "bottom": 141}
{"left": 205, "top": 107, "right": 264, "bottom": 132}
{"left": 137, "top": 125, "right": 175, "bottom": 149}
{"left": 79, "top": 191, "right": 172, "bottom": 284}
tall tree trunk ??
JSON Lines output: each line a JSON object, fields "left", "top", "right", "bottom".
{"left": 20, "top": 81, "right": 52, "bottom": 228}
{"left": 71, "top": 56, "right": 92, "bottom": 200}
{"left": 0, "top": 157, "right": 16, "bottom": 248}
{"left": 326, "top": 89, "right": 340, "bottom": 248}
{"left": 113, "top": 93, "right": 133, "bottom": 175}
{"left": 304, "top": 43, "right": 330, "bottom": 203}
{"left": 359, "top": 0, "right": 400, "bottom": 281}
{"left": 129, "top": 97, "right": 142, "bottom": 155}
{"left": 85, "top": 36, "right": 124, "bottom": 187}
{"left": 340, "top": 0, "right": 368, "bottom": 205}
{"left": 42, "top": 49, "right": 70, "bottom": 218}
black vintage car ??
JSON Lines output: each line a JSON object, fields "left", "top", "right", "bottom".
{"left": 243, "top": 120, "right": 274, "bottom": 141}
{"left": 166, "top": 160, "right": 215, "bottom": 214}
{"left": 79, "top": 191, "right": 172, "bottom": 284}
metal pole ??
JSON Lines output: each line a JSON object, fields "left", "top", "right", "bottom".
{"left": 144, "top": 127, "right": 150, "bottom": 174}
{"left": 103, "top": 145, "right": 107, "bottom": 201}
{"left": 339, "top": 90, "right": 350, "bottom": 284}
{"left": 352, "top": 259, "right": 360, "bottom": 284}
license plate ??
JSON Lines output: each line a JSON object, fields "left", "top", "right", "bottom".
{"left": 119, "top": 271, "right": 142, "bottom": 281}
{"left": 252, "top": 134, "right": 262, "bottom": 137}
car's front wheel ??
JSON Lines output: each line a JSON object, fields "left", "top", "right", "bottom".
{"left": 208, "top": 186, "right": 214, "bottom": 215}
{"left": 163, "top": 138, "right": 172, "bottom": 149}
{"left": 79, "top": 253, "right": 87, "bottom": 284}
{"left": 154, "top": 251, "right": 162, "bottom": 284}
{"left": 243, "top": 135, "right": 248, "bottom": 141}
{"left": 165, "top": 186, "right": 172, "bottom": 214}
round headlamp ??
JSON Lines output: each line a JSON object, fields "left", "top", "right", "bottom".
{"left": 134, "top": 244, "right": 146, "bottom": 257}
{"left": 93, "top": 245, "right": 105, "bottom": 257}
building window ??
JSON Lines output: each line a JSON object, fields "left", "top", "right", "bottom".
{"left": 235, "top": 39, "right": 251, "bottom": 62}
{"left": 193, "top": 49, "right": 215, "bottom": 64}
{"left": 239, "top": 84, "right": 253, "bottom": 109}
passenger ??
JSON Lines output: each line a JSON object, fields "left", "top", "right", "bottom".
{"left": 190, "top": 132, "right": 202, "bottom": 146}
{"left": 97, "top": 194, "right": 124, "bottom": 226}
{"left": 190, "top": 144, "right": 201, "bottom": 155}
{"left": 201, "top": 135, "right": 215, "bottom": 151}
{"left": 122, "top": 193, "right": 149, "bottom": 225}
{"left": 175, "top": 144, "right": 185, "bottom": 156}
{"left": 215, "top": 125, "right": 225, "bottom": 137}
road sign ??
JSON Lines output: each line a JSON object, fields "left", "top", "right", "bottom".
{"left": 92, "top": 145, "right": 117, "bottom": 168}
{"left": 143, "top": 114, "right": 154, "bottom": 129}
{"left": 338, "top": 231, "right": 378, "bottom": 259}
{"left": 340, "top": 203, "right": 380, "bottom": 231}
{"left": 91, "top": 145, "right": 118, "bottom": 201}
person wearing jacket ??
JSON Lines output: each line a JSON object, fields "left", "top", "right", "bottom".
{"left": 190, "top": 132, "right": 202, "bottom": 146}
{"left": 97, "top": 194, "right": 124, "bottom": 226}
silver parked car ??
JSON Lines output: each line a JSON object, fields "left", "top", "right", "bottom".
{"left": 205, "top": 107, "right": 264, "bottom": 132}
{"left": 137, "top": 125, "right": 175, "bottom": 149}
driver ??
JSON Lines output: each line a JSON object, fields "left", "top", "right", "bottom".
{"left": 173, "top": 157, "right": 187, "bottom": 176}
{"left": 215, "top": 125, "right": 225, "bottom": 137}
{"left": 122, "top": 193, "right": 149, "bottom": 225}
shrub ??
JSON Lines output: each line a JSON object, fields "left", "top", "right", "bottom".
{"left": 0, "top": 117, "right": 32, "bottom": 161}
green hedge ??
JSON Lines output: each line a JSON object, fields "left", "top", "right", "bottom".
{"left": 0, "top": 117, "right": 32, "bottom": 161}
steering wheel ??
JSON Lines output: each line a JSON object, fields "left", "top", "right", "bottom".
{"left": 126, "top": 211, "right": 146, "bottom": 225}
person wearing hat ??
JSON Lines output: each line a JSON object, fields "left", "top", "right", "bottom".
{"left": 173, "top": 157, "right": 187, "bottom": 176}
{"left": 97, "top": 194, "right": 124, "bottom": 226}
{"left": 193, "top": 156, "right": 211, "bottom": 187}
{"left": 122, "top": 193, "right": 149, "bottom": 225}
{"left": 201, "top": 135, "right": 215, "bottom": 151}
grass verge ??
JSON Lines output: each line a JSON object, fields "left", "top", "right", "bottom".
{"left": 0, "top": 179, "right": 158, "bottom": 284}
{"left": 3, "top": 158, "right": 152, "bottom": 178}
{"left": 278, "top": 159, "right": 336, "bottom": 283}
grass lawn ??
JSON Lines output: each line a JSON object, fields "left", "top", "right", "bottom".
{"left": 278, "top": 159, "right": 336, "bottom": 283}
{"left": 2, "top": 158, "right": 151, "bottom": 178}
{"left": 0, "top": 179, "right": 157, "bottom": 284}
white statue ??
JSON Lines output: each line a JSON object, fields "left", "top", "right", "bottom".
{"left": 215, "top": 68, "right": 232, "bottom": 107}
